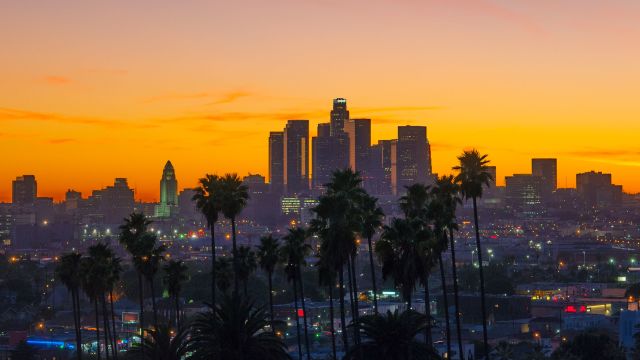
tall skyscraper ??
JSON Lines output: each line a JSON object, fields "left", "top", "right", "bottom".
{"left": 312, "top": 123, "right": 333, "bottom": 190}
{"left": 284, "top": 120, "right": 309, "bottom": 194}
{"left": 396, "top": 126, "right": 431, "bottom": 193}
{"left": 155, "top": 160, "right": 178, "bottom": 218}
{"left": 344, "top": 118, "right": 371, "bottom": 173}
{"left": 576, "top": 171, "right": 622, "bottom": 207}
{"left": 532, "top": 158, "right": 557, "bottom": 201}
{"left": 269, "top": 131, "right": 284, "bottom": 194}
{"left": 505, "top": 174, "right": 544, "bottom": 217}
{"left": 330, "top": 98, "right": 349, "bottom": 136}
{"left": 12, "top": 175, "right": 37, "bottom": 206}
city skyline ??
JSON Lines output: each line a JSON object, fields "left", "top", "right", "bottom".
{"left": 3, "top": 1, "right": 640, "bottom": 201}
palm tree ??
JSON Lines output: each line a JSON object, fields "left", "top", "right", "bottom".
{"left": 237, "top": 245, "right": 258, "bottom": 296}
{"left": 281, "top": 227, "right": 312, "bottom": 360}
{"left": 80, "top": 247, "right": 107, "bottom": 360}
{"left": 132, "top": 325, "right": 191, "bottom": 360}
{"left": 135, "top": 233, "right": 165, "bottom": 330}
{"left": 193, "top": 174, "right": 222, "bottom": 305}
{"left": 359, "top": 194, "right": 385, "bottom": 314}
{"left": 119, "top": 213, "right": 152, "bottom": 336}
{"left": 257, "top": 235, "right": 280, "bottom": 330}
{"left": 190, "top": 295, "right": 291, "bottom": 360}
{"left": 318, "top": 262, "right": 338, "bottom": 360}
{"left": 344, "top": 310, "right": 441, "bottom": 360}
{"left": 218, "top": 173, "right": 250, "bottom": 295}
{"left": 163, "top": 260, "right": 188, "bottom": 327}
{"left": 55, "top": 252, "right": 83, "bottom": 360}
{"left": 493, "top": 341, "right": 513, "bottom": 360}
{"left": 431, "top": 175, "right": 464, "bottom": 360}
{"left": 215, "top": 257, "right": 234, "bottom": 294}
{"left": 311, "top": 169, "right": 366, "bottom": 350}
{"left": 453, "top": 149, "right": 493, "bottom": 359}
{"left": 104, "top": 248, "right": 122, "bottom": 360}
{"left": 399, "top": 183, "right": 437, "bottom": 346}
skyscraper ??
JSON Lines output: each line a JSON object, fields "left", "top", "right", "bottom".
{"left": 269, "top": 131, "right": 284, "bottom": 194}
{"left": 396, "top": 126, "right": 432, "bottom": 193}
{"left": 344, "top": 118, "right": 371, "bottom": 174}
{"left": 505, "top": 174, "right": 544, "bottom": 217}
{"left": 155, "top": 160, "right": 178, "bottom": 218}
{"left": 284, "top": 120, "right": 309, "bottom": 194}
{"left": 532, "top": 158, "right": 557, "bottom": 201}
{"left": 12, "top": 175, "right": 37, "bottom": 206}
{"left": 330, "top": 98, "right": 349, "bottom": 136}
{"left": 576, "top": 171, "right": 622, "bottom": 207}
{"left": 312, "top": 123, "right": 333, "bottom": 190}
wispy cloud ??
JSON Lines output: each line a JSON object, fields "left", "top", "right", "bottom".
{"left": 42, "top": 75, "right": 71, "bottom": 85}
{"left": 0, "top": 107, "right": 156, "bottom": 128}
{"left": 207, "top": 91, "right": 252, "bottom": 105}
{"left": 143, "top": 92, "right": 211, "bottom": 104}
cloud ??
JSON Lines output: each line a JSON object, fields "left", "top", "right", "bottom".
{"left": 0, "top": 107, "right": 155, "bottom": 128}
{"left": 353, "top": 105, "right": 443, "bottom": 113}
{"left": 564, "top": 149, "right": 640, "bottom": 158}
{"left": 47, "top": 138, "right": 76, "bottom": 144}
{"left": 207, "top": 91, "right": 252, "bottom": 105}
{"left": 42, "top": 76, "right": 71, "bottom": 85}
{"left": 143, "top": 92, "right": 211, "bottom": 104}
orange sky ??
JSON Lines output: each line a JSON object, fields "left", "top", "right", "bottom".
{"left": 1, "top": 0, "right": 639, "bottom": 201}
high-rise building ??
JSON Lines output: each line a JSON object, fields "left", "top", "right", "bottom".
{"left": 505, "top": 174, "right": 544, "bottom": 217}
{"left": 576, "top": 171, "right": 622, "bottom": 207}
{"left": 155, "top": 160, "right": 178, "bottom": 218}
{"left": 330, "top": 98, "right": 349, "bottom": 136}
{"left": 284, "top": 120, "right": 309, "bottom": 194}
{"left": 12, "top": 175, "right": 37, "bottom": 206}
{"left": 369, "top": 139, "right": 397, "bottom": 195}
{"left": 532, "top": 158, "right": 557, "bottom": 201}
{"left": 396, "top": 126, "right": 432, "bottom": 193}
{"left": 344, "top": 118, "right": 371, "bottom": 173}
{"left": 312, "top": 123, "right": 333, "bottom": 190}
{"left": 89, "top": 178, "right": 135, "bottom": 224}
{"left": 268, "top": 131, "right": 285, "bottom": 194}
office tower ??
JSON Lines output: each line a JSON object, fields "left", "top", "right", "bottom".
{"left": 344, "top": 118, "right": 372, "bottom": 173}
{"left": 155, "top": 160, "right": 178, "bottom": 218}
{"left": 12, "top": 175, "right": 37, "bottom": 206}
{"left": 330, "top": 98, "right": 349, "bottom": 136}
{"left": 65, "top": 189, "right": 82, "bottom": 212}
{"left": 532, "top": 158, "right": 557, "bottom": 203}
{"left": 269, "top": 131, "right": 285, "bottom": 194}
{"left": 89, "top": 178, "right": 135, "bottom": 224}
{"left": 369, "top": 139, "right": 397, "bottom": 195}
{"left": 284, "top": 120, "right": 309, "bottom": 194}
{"left": 178, "top": 188, "right": 198, "bottom": 220}
{"left": 396, "top": 126, "right": 431, "bottom": 193}
{"left": 576, "top": 171, "right": 622, "bottom": 207}
{"left": 312, "top": 123, "right": 333, "bottom": 190}
{"left": 505, "top": 174, "right": 544, "bottom": 217}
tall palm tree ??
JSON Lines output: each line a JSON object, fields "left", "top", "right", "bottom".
{"left": 119, "top": 213, "right": 152, "bottom": 337}
{"left": 257, "top": 235, "right": 280, "bottom": 330}
{"left": 236, "top": 245, "right": 258, "bottom": 296}
{"left": 218, "top": 173, "right": 250, "bottom": 295}
{"left": 311, "top": 169, "right": 366, "bottom": 350}
{"left": 453, "top": 149, "right": 493, "bottom": 360}
{"left": 55, "top": 253, "right": 83, "bottom": 360}
{"left": 193, "top": 174, "right": 222, "bottom": 305}
{"left": 281, "top": 227, "right": 312, "bottom": 360}
{"left": 163, "top": 260, "right": 188, "bottom": 327}
{"left": 359, "top": 194, "right": 385, "bottom": 314}
{"left": 215, "top": 257, "right": 233, "bottom": 294}
{"left": 344, "top": 310, "right": 441, "bottom": 360}
{"left": 431, "top": 175, "right": 464, "bottom": 360}
{"left": 80, "top": 247, "right": 107, "bottom": 360}
{"left": 104, "top": 248, "right": 122, "bottom": 360}
{"left": 318, "top": 262, "right": 338, "bottom": 360}
{"left": 132, "top": 325, "right": 191, "bottom": 360}
{"left": 399, "top": 183, "right": 436, "bottom": 345}
{"left": 191, "top": 295, "right": 291, "bottom": 360}
{"left": 135, "top": 233, "right": 165, "bottom": 330}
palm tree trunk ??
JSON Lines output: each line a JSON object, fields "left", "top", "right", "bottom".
{"left": 175, "top": 294, "right": 180, "bottom": 328}
{"left": 298, "top": 270, "right": 311, "bottom": 360}
{"left": 293, "top": 277, "right": 303, "bottom": 360}
{"left": 244, "top": 280, "right": 248, "bottom": 297}
{"left": 210, "top": 223, "right": 217, "bottom": 306}
{"left": 268, "top": 271, "right": 275, "bottom": 333}
{"left": 367, "top": 235, "right": 379, "bottom": 314}
{"left": 71, "top": 289, "right": 81, "bottom": 360}
{"left": 101, "top": 296, "right": 111, "bottom": 360}
{"left": 425, "top": 281, "right": 432, "bottom": 346}
{"left": 231, "top": 217, "right": 240, "bottom": 295}
{"left": 137, "top": 273, "right": 144, "bottom": 336}
{"left": 439, "top": 253, "right": 452, "bottom": 358}
{"left": 94, "top": 299, "right": 101, "bottom": 360}
{"left": 338, "top": 267, "right": 349, "bottom": 351}
{"left": 346, "top": 257, "right": 356, "bottom": 326}
{"left": 76, "top": 291, "right": 83, "bottom": 358}
{"left": 149, "top": 279, "right": 159, "bottom": 330}
{"left": 109, "top": 290, "right": 119, "bottom": 360}
{"left": 472, "top": 197, "right": 489, "bottom": 360}
{"left": 350, "top": 254, "right": 361, "bottom": 345}
{"left": 328, "top": 284, "right": 337, "bottom": 360}
{"left": 448, "top": 228, "right": 465, "bottom": 360}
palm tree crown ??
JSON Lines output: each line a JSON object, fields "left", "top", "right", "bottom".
{"left": 452, "top": 149, "right": 493, "bottom": 200}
